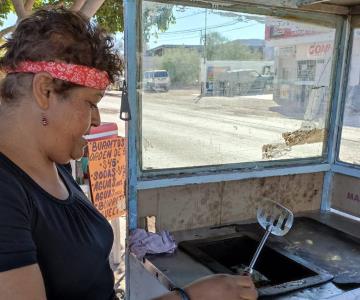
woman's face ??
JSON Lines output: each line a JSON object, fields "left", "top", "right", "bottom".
{"left": 46, "top": 86, "right": 103, "bottom": 163}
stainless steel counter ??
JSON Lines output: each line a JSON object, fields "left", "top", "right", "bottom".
{"left": 143, "top": 211, "right": 360, "bottom": 299}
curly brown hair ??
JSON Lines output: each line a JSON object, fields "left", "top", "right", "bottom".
{"left": 0, "top": 8, "right": 123, "bottom": 102}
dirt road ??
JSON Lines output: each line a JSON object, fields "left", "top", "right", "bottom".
{"left": 99, "top": 89, "right": 360, "bottom": 169}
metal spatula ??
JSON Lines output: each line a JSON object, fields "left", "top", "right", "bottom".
{"left": 245, "top": 199, "right": 294, "bottom": 275}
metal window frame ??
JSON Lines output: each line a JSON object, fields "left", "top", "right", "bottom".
{"left": 125, "top": 0, "right": 343, "bottom": 189}
{"left": 334, "top": 17, "right": 360, "bottom": 174}
{"left": 125, "top": 0, "right": 139, "bottom": 230}
{"left": 324, "top": 17, "right": 360, "bottom": 213}
{"left": 320, "top": 16, "right": 351, "bottom": 210}
{"left": 125, "top": 1, "right": 350, "bottom": 231}
{"left": 124, "top": 2, "right": 360, "bottom": 299}
{"left": 138, "top": 1, "right": 343, "bottom": 178}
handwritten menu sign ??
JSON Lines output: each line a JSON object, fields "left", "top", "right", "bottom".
{"left": 88, "top": 136, "right": 126, "bottom": 220}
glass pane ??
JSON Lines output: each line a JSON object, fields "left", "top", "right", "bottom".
{"left": 140, "top": 2, "right": 336, "bottom": 170}
{"left": 339, "top": 28, "right": 360, "bottom": 165}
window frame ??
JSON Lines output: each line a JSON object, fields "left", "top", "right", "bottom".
{"left": 135, "top": 1, "right": 345, "bottom": 180}
{"left": 335, "top": 18, "right": 360, "bottom": 174}
{"left": 124, "top": 1, "right": 353, "bottom": 235}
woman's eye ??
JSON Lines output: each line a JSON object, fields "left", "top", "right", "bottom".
{"left": 88, "top": 102, "right": 98, "bottom": 109}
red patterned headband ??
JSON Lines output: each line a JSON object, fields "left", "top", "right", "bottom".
{"left": 6, "top": 61, "right": 110, "bottom": 90}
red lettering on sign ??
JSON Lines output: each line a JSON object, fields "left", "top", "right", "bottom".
{"left": 346, "top": 192, "right": 360, "bottom": 202}
{"left": 309, "top": 43, "right": 331, "bottom": 57}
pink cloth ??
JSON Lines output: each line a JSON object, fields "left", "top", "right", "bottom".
{"left": 129, "top": 229, "right": 177, "bottom": 259}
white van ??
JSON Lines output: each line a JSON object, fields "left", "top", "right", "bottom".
{"left": 143, "top": 70, "right": 170, "bottom": 92}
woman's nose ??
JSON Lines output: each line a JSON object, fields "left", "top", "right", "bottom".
{"left": 91, "top": 108, "right": 101, "bottom": 127}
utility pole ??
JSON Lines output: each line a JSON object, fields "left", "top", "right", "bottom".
{"left": 202, "top": 8, "right": 208, "bottom": 96}
{"left": 204, "top": 8, "right": 207, "bottom": 64}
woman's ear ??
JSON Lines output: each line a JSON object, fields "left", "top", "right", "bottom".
{"left": 32, "top": 72, "right": 55, "bottom": 110}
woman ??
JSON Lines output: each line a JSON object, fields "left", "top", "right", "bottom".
{"left": 0, "top": 8, "right": 257, "bottom": 300}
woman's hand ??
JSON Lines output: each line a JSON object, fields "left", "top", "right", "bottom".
{"left": 155, "top": 274, "right": 257, "bottom": 300}
{"left": 184, "top": 274, "right": 257, "bottom": 300}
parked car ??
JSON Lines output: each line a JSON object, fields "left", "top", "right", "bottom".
{"left": 214, "top": 69, "right": 273, "bottom": 96}
{"left": 143, "top": 70, "right": 170, "bottom": 92}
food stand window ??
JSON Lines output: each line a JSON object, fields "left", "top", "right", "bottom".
{"left": 124, "top": 2, "right": 360, "bottom": 299}
{"left": 138, "top": 1, "right": 337, "bottom": 173}
{"left": 338, "top": 27, "right": 360, "bottom": 165}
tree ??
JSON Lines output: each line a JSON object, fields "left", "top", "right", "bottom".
{"left": 160, "top": 48, "right": 200, "bottom": 87}
{"left": 0, "top": 0, "right": 176, "bottom": 39}
{"left": 205, "top": 32, "right": 228, "bottom": 61}
{"left": 0, "top": 0, "right": 114, "bottom": 38}
{"left": 205, "top": 32, "right": 263, "bottom": 61}
{"left": 0, "top": 0, "right": 15, "bottom": 37}
{"left": 0, "top": 37, "right": 5, "bottom": 78}
{"left": 142, "top": 2, "right": 175, "bottom": 43}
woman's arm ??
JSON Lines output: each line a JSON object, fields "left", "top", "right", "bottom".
{"left": 0, "top": 264, "right": 47, "bottom": 300}
{"left": 154, "top": 274, "right": 258, "bottom": 300}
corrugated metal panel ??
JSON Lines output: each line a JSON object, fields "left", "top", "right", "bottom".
{"left": 149, "top": 0, "right": 349, "bottom": 14}
{"left": 299, "top": 0, "right": 360, "bottom": 5}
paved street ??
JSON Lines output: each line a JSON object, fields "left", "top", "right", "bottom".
{"left": 99, "top": 89, "right": 360, "bottom": 169}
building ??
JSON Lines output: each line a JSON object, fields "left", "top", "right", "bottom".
{"left": 265, "top": 17, "right": 335, "bottom": 111}
{"left": 146, "top": 44, "right": 203, "bottom": 56}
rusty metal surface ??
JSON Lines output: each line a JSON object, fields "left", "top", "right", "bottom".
{"left": 147, "top": 0, "right": 350, "bottom": 15}
{"left": 178, "top": 233, "right": 334, "bottom": 297}
{"left": 143, "top": 212, "right": 360, "bottom": 299}
{"left": 138, "top": 173, "right": 324, "bottom": 231}
{"left": 299, "top": 0, "right": 360, "bottom": 5}
{"left": 232, "top": 217, "right": 360, "bottom": 290}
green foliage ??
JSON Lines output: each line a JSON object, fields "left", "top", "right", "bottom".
{"left": 35, "top": 0, "right": 124, "bottom": 32}
{"left": 159, "top": 48, "right": 200, "bottom": 87}
{"left": 0, "top": 37, "right": 5, "bottom": 77}
{"left": 206, "top": 32, "right": 263, "bottom": 61}
{"left": 33, "top": 0, "right": 53, "bottom": 10}
{"left": 205, "top": 32, "right": 227, "bottom": 61}
{"left": 0, "top": 36, "right": 5, "bottom": 53}
{"left": 94, "top": 0, "right": 123, "bottom": 33}
{"left": 142, "top": 3, "right": 175, "bottom": 43}
{"left": 1, "top": 0, "right": 124, "bottom": 34}
{"left": 0, "top": 0, "right": 14, "bottom": 27}
{"left": 1, "top": 0, "right": 175, "bottom": 38}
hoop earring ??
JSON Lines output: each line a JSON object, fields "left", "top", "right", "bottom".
{"left": 41, "top": 113, "right": 49, "bottom": 126}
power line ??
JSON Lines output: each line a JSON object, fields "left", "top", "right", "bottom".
{"left": 157, "top": 20, "right": 238, "bottom": 35}
{"left": 175, "top": 11, "right": 205, "bottom": 19}
{"left": 153, "top": 33, "right": 201, "bottom": 42}
{"left": 210, "top": 22, "right": 259, "bottom": 33}
{"left": 153, "top": 22, "right": 260, "bottom": 42}
{"left": 152, "top": 35, "right": 200, "bottom": 43}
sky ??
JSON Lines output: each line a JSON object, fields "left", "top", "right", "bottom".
{"left": 0, "top": 12, "right": 16, "bottom": 30}
{"left": 1, "top": 4, "right": 265, "bottom": 48}
{"left": 147, "top": 5, "right": 265, "bottom": 49}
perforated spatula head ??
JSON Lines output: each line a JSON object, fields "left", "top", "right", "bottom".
{"left": 257, "top": 199, "right": 294, "bottom": 236}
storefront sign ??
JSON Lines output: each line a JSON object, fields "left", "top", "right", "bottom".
{"left": 295, "top": 43, "right": 333, "bottom": 60}
{"left": 88, "top": 136, "right": 126, "bottom": 220}
{"left": 207, "top": 66, "right": 230, "bottom": 81}
{"left": 265, "top": 19, "right": 321, "bottom": 41}
{"left": 308, "top": 43, "right": 332, "bottom": 58}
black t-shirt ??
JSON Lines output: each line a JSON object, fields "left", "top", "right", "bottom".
{"left": 0, "top": 153, "right": 115, "bottom": 300}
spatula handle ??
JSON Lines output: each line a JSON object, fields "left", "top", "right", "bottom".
{"left": 245, "top": 225, "right": 273, "bottom": 275}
